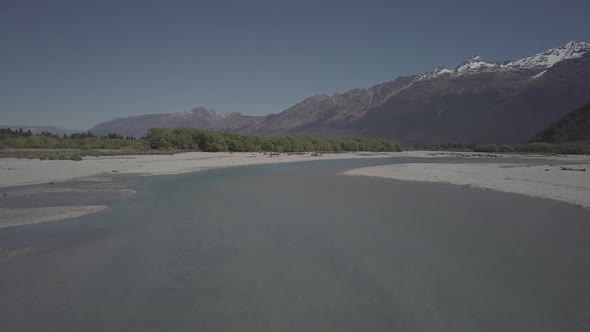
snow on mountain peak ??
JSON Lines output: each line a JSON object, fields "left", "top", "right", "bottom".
{"left": 455, "top": 55, "right": 498, "bottom": 75}
{"left": 505, "top": 41, "right": 590, "bottom": 70}
{"left": 415, "top": 41, "right": 590, "bottom": 81}
{"left": 433, "top": 67, "right": 453, "bottom": 76}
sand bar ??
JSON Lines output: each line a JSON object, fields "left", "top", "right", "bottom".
{"left": 0, "top": 205, "right": 107, "bottom": 229}
{"left": 2, "top": 150, "right": 589, "bottom": 188}
{"left": 343, "top": 162, "right": 590, "bottom": 208}
{"left": 0, "top": 151, "right": 404, "bottom": 188}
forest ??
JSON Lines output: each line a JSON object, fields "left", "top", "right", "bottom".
{"left": 0, "top": 128, "right": 402, "bottom": 153}
{"left": 146, "top": 128, "right": 403, "bottom": 152}
{"left": 0, "top": 128, "right": 147, "bottom": 150}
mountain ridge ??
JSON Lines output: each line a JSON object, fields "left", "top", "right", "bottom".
{"left": 88, "top": 41, "right": 590, "bottom": 144}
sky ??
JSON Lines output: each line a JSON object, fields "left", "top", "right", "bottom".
{"left": 1, "top": 0, "right": 589, "bottom": 129}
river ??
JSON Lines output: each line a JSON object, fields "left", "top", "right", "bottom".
{"left": 1, "top": 158, "right": 589, "bottom": 331}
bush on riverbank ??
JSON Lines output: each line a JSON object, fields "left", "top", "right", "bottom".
{"left": 473, "top": 142, "right": 590, "bottom": 155}
{"left": 0, "top": 128, "right": 148, "bottom": 150}
{"left": 147, "top": 128, "right": 403, "bottom": 152}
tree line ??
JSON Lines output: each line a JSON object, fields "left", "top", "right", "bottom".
{"left": 0, "top": 127, "right": 402, "bottom": 152}
{"left": 473, "top": 142, "right": 590, "bottom": 155}
{"left": 146, "top": 128, "right": 403, "bottom": 152}
{"left": 0, "top": 128, "right": 147, "bottom": 150}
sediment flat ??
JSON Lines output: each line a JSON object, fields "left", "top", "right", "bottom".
{"left": 2, "top": 150, "right": 588, "bottom": 188}
{"left": 0, "top": 205, "right": 107, "bottom": 229}
{"left": 343, "top": 162, "right": 590, "bottom": 208}
{"left": 0, "top": 174, "right": 137, "bottom": 228}
{"left": 2, "top": 151, "right": 589, "bottom": 228}
{"left": 0, "top": 151, "right": 401, "bottom": 188}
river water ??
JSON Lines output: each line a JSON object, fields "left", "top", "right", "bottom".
{"left": 1, "top": 158, "right": 590, "bottom": 331}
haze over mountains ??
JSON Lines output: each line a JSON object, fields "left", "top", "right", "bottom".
{"left": 0, "top": 125, "right": 77, "bottom": 137}
{"left": 84, "top": 41, "right": 590, "bottom": 144}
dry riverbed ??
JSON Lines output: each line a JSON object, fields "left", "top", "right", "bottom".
{"left": 0, "top": 174, "right": 137, "bottom": 230}
{"left": 1, "top": 151, "right": 589, "bottom": 230}
{"left": 343, "top": 162, "right": 590, "bottom": 208}
{"left": 0, "top": 151, "right": 400, "bottom": 229}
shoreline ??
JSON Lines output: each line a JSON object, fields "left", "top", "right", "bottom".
{"left": 1, "top": 151, "right": 589, "bottom": 228}
{"left": 0, "top": 174, "right": 138, "bottom": 230}
{"left": 343, "top": 162, "right": 590, "bottom": 208}
{"left": 0, "top": 205, "right": 108, "bottom": 229}
{"left": 0, "top": 151, "right": 397, "bottom": 188}
{"left": 2, "top": 150, "right": 589, "bottom": 189}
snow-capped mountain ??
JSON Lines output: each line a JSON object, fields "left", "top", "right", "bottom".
{"left": 245, "top": 40, "right": 590, "bottom": 143}
{"left": 89, "top": 41, "right": 590, "bottom": 144}
{"left": 455, "top": 56, "right": 499, "bottom": 75}
{"left": 418, "top": 41, "right": 590, "bottom": 79}
{"left": 505, "top": 41, "right": 590, "bottom": 70}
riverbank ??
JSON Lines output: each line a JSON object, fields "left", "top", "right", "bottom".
{"left": 0, "top": 174, "right": 138, "bottom": 229}
{"left": 2, "top": 151, "right": 590, "bottom": 228}
{"left": 0, "top": 151, "right": 402, "bottom": 188}
{"left": 343, "top": 162, "right": 590, "bottom": 208}
{"left": 2, "top": 150, "right": 589, "bottom": 188}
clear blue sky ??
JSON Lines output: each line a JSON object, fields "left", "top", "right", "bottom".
{"left": 1, "top": 0, "right": 589, "bottom": 129}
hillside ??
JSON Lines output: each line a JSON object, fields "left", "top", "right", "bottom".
{"left": 89, "top": 107, "right": 264, "bottom": 137}
{"left": 88, "top": 41, "right": 590, "bottom": 145}
{"left": 0, "top": 125, "right": 77, "bottom": 137}
{"left": 531, "top": 102, "right": 590, "bottom": 143}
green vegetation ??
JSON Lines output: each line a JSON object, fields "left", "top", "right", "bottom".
{"left": 473, "top": 144, "right": 500, "bottom": 153}
{"left": 412, "top": 142, "right": 474, "bottom": 151}
{"left": 473, "top": 143, "right": 590, "bottom": 155}
{"left": 146, "top": 128, "right": 403, "bottom": 152}
{"left": 0, "top": 127, "right": 402, "bottom": 159}
{"left": 531, "top": 101, "right": 590, "bottom": 144}
{"left": 0, "top": 128, "right": 148, "bottom": 150}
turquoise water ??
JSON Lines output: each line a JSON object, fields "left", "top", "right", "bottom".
{"left": 1, "top": 158, "right": 590, "bottom": 331}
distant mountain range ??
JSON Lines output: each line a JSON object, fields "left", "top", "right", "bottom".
{"left": 532, "top": 101, "right": 590, "bottom": 144}
{"left": 88, "top": 107, "right": 262, "bottom": 138}
{"left": 0, "top": 125, "right": 78, "bottom": 136}
{"left": 83, "top": 41, "right": 590, "bottom": 144}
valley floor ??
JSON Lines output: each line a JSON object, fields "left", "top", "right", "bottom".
{"left": 1, "top": 151, "right": 589, "bottom": 229}
{"left": 2, "top": 150, "right": 589, "bottom": 189}
{"left": 344, "top": 161, "right": 590, "bottom": 208}
{"left": 0, "top": 151, "right": 399, "bottom": 188}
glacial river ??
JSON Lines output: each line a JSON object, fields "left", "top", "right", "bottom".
{"left": 1, "top": 158, "right": 590, "bottom": 331}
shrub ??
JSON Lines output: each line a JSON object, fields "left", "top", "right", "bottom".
{"left": 474, "top": 144, "right": 500, "bottom": 152}
{"left": 514, "top": 142, "right": 556, "bottom": 154}
{"left": 498, "top": 145, "right": 515, "bottom": 153}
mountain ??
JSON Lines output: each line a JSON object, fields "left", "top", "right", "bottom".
{"left": 89, "top": 41, "right": 590, "bottom": 144}
{"left": 253, "top": 41, "right": 590, "bottom": 144}
{"left": 89, "top": 107, "right": 265, "bottom": 137}
{"left": 240, "top": 75, "right": 419, "bottom": 138}
{"left": 0, "top": 125, "right": 78, "bottom": 136}
{"left": 358, "top": 43, "right": 590, "bottom": 144}
{"left": 531, "top": 101, "right": 590, "bottom": 143}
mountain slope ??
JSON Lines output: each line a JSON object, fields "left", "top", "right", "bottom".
{"left": 89, "top": 107, "right": 265, "bottom": 137}
{"left": 358, "top": 50, "right": 590, "bottom": 144}
{"left": 0, "top": 125, "right": 78, "bottom": 136}
{"left": 531, "top": 101, "right": 590, "bottom": 143}
{"left": 88, "top": 41, "right": 590, "bottom": 144}
{"left": 242, "top": 41, "right": 590, "bottom": 144}
{"left": 241, "top": 75, "right": 419, "bottom": 137}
